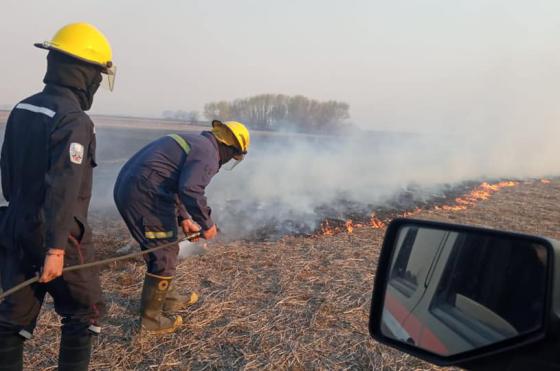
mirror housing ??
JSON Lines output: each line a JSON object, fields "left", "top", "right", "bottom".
{"left": 369, "top": 218, "right": 560, "bottom": 370}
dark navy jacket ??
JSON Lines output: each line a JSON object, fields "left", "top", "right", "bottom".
{"left": 0, "top": 85, "right": 96, "bottom": 255}
{"left": 115, "top": 131, "right": 219, "bottom": 230}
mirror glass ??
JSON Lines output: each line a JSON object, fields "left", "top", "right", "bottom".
{"left": 381, "top": 225, "right": 548, "bottom": 356}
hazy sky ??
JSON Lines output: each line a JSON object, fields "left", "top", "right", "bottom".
{"left": 1, "top": 0, "right": 559, "bottom": 130}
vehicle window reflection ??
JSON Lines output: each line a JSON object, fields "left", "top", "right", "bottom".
{"left": 430, "top": 236, "right": 547, "bottom": 338}
{"left": 390, "top": 227, "right": 447, "bottom": 297}
{"left": 382, "top": 225, "right": 548, "bottom": 357}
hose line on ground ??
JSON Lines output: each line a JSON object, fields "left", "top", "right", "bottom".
{"left": 0, "top": 232, "right": 201, "bottom": 302}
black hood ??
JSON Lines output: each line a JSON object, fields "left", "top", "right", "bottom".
{"left": 217, "top": 141, "right": 239, "bottom": 167}
{"left": 202, "top": 131, "right": 238, "bottom": 167}
{"left": 43, "top": 51, "right": 103, "bottom": 111}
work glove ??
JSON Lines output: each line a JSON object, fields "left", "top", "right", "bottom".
{"left": 202, "top": 224, "right": 218, "bottom": 240}
{"left": 39, "top": 248, "right": 65, "bottom": 283}
{"left": 182, "top": 219, "right": 201, "bottom": 241}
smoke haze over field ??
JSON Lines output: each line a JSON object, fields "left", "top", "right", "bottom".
{"left": 0, "top": 117, "right": 558, "bottom": 239}
{"left": 90, "top": 118, "right": 560, "bottom": 239}
{"left": 207, "top": 125, "right": 560, "bottom": 238}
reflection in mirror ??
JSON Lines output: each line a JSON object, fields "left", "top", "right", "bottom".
{"left": 381, "top": 225, "right": 547, "bottom": 357}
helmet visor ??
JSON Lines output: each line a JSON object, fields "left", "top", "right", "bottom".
{"left": 101, "top": 64, "right": 116, "bottom": 91}
{"left": 224, "top": 154, "right": 245, "bottom": 171}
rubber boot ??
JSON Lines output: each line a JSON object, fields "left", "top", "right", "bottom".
{"left": 163, "top": 282, "right": 199, "bottom": 312}
{"left": 0, "top": 334, "right": 23, "bottom": 371}
{"left": 58, "top": 333, "right": 92, "bottom": 371}
{"left": 140, "top": 273, "right": 183, "bottom": 335}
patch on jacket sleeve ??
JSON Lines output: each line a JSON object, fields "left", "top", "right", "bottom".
{"left": 69, "top": 142, "right": 84, "bottom": 164}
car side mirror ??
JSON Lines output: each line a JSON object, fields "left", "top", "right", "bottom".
{"left": 369, "top": 218, "right": 560, "bottom": 370}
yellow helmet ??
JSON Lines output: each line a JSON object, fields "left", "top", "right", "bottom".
{"left": 35, "top": 23, "right": 116, "bottom": 89}
{"left": 211, "top": 120, "right": 250, "bottom": 154}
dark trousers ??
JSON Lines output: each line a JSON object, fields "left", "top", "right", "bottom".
{"left": 0, "top": 236, "right": 104, "bottom": 337}
{"left": 114, "top": 174, "right": 179, "bottom": 277}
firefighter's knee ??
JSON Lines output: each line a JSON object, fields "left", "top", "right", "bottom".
{"left": 61, "top": 317, "right": 101, "bottom": 337}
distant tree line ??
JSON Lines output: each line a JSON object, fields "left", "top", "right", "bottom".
{"left": 203, "top": 94, "right": 350, "bottom": 132}
{"left": 162, "top": 110, "right": 200, "bottom": 123}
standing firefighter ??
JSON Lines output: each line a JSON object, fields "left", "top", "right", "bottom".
{"left": 0, "top": 23, "right": 116, "bottom": 370}
{"left": 114, "top": 120, "right": 250, "bottom": 335}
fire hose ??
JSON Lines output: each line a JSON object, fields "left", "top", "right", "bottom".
{"left": 0, "top": 232, "right": 201, "bottom": 302}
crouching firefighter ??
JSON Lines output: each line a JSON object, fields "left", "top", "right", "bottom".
{"left": 113, "top": 120, "right": 250, "bottom": 335}
{"left": 0, "top": 23, "right": 116, "bottom": 371}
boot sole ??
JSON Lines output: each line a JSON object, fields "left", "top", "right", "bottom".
{"left": 163, "top": 293, "right": 200, "bottom": 312}
{"left": 141, "top": 317, "right": 183, "bottom": 336}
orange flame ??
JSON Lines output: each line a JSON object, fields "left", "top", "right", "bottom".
{"left": 434, "top": 204, "right": 467, "bottom": 211}
{"left": 370, "top": 213, "right": 386, "bottom": 229}
{"left": 345, "top": 220, "right": 353, "bottom": 234}
{"left": 541, "top": 179, "right": 551, "bottom": 184}
{"left": 495, "top": 181, "right": 517, "bottom": 188}
{"left": 321, "top": 220, "right": 335, "bottom": 236}
{"left": 319, "top": 180, "right": 518, "bottom": 236}
{"left": 435, "top": 181, "right": 518, "bottom": 212}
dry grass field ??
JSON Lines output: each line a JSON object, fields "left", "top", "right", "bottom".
{"left": 17, "top": 177, "right": 560, "bottom": 370}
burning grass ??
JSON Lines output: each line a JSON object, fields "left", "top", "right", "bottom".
{"left": 20, "top": 178, "right": 560, "bottom": 370}
{"left": 315, "top": 180, "right": 520, "bottom": 238}
{"left": 432, "top": 181, "right": 518, "bottom": 212}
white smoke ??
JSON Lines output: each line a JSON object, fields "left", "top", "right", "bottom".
{"left": 205, "top": 121, "right": 558, "bottom": 239}
{"left": 203, "top": 51, "right": 560, "bottom": 238}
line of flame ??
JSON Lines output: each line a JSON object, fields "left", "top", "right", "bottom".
{"left": 322, "top": 180, "right": 520, "bottom": 237}
{"left": 434, "top": 181, "right": 518, "bottom": 212}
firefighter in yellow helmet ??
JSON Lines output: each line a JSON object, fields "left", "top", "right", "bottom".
{"left": 0, "top": 23, "right": 114, "bottom": 370}
{"left": 113, "top": 120, "right": 250, "bottom": 335}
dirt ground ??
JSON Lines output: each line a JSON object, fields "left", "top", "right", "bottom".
{"left": 19, "top": 178, "right": 560, "bottom": 370}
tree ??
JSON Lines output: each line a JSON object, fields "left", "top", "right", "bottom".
{"left": 203, "top": 101, "right": 235, "bottom": 122}
{"left": 162, "top": 110, "right": 200, "bottom": 123}
{"left": 203, "top": 94, "right": 350, "bottom": 133}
